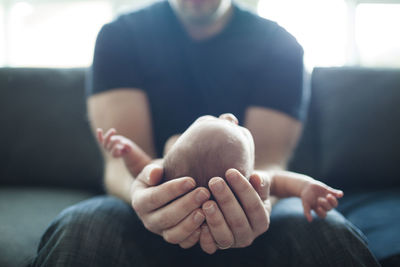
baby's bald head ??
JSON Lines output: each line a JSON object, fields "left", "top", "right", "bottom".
{"left": 164, "top": 115, "right": 255, "bottom": 188}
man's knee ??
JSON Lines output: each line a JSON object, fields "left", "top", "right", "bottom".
{"left": 32, "top": 196, "right": 140, "bottom": 267}
{"left": 265, "top": 198, "right": 379, "bottom": 266}
{"left": 41, "top": 196, "right": 135, "bottom": 241}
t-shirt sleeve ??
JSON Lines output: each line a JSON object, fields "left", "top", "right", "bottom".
{"left": 86, "top": 20, "right": 145, "bottom": 96}
{"left": 248, "top": 26, "right": 309, "bottom": 121}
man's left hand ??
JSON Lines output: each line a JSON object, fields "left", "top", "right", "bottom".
{"left": 199, "top": 168, "right": 272, "bottom": 254}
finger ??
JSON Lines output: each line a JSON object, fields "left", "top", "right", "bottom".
{"left": 327, "top": 194, "right": 338, "bottom": 208}
{"left": 318, "top": 197, "right": 333, "bottom": 211}
{"left": 162, "top": 209, "right": 205, "bottom": 245}
{"left": 144, "top": 187, "right": 210, "bottom": 231}
{"left": 226, "top": 169, "right": 269, "bottom": 236}
{"left": 219, "top": 113, "right": 239, "bottom": 125}
{"left": 302, "top": 201, "right": 313, "bottom": 222}
{"left": 315, "top": 206, "right": 327, "bottom": 219}
{"left": 202, "top": 201, "right": 234, "bottom": 249}
{"left": 200, "top": 224, "right": 218, "bottom": 255}
{"left": 103, "top": 128, "right": 116, "bottom": 149}
{"left": 130, "top": 164, "right": 165, "bottom": 209}
{"left": 179, "top": 228, "right": 201, "bottom": 249}
{"left": 249, "top": 172, "right": 270, "bottom": 201}
{"left": 325, "top": 186, "right": 344, "bottom": 198}
{"left": 110, "top": 143, "right": 125, "bottom": 158}
{"left": 106, "top": 135, "right": 122, "bottom": 151}
{"left": 334, "top": 189, "right": 344, "bottom": 198}
{"left": 209, "top": 176, "right": 253, "bottom": 247}
{"left": 96, "top": 128, "right": 104, "bottom": 143}
{"left": 134, "top": 163, "right": 164, "bottom": 187}
{"left": 133, "top": 174, "right": 197, "bottom": 212}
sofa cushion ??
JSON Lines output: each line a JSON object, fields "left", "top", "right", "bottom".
{"left": 0, "top": 68, "right": 103, "bottom": 192}
{"left": 0, "top": 187, "right": 95, "bottom": 267}
{"left": 291, "top": 67, "right": 400, "bottom": 191}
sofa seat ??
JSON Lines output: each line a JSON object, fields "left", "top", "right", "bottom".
{"left": 0, "top": 187, "right": 95, "bottom": 267}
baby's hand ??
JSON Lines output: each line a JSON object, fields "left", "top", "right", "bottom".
{"left": 300, "top": 181, "right": 343, "bottom": 222}
{"left": 96, "top": 128, "right": 152, "bottom": 177}
{"left": 97, "top": 128, "right": 134, "bottom": 158}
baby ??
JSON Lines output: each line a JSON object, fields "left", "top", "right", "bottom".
{"left": 163, "top": 115, "right": 255, "bottom": 188}
{"left": 98, "top": 114, "right": 343, "bottom": 221}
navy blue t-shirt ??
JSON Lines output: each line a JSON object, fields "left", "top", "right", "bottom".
{"left": 87, "top": 1, "right": 308, "bottom": 157}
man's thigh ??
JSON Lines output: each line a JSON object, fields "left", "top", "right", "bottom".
{"left": 31, "top": 196, "right": 380, "bottom": 267}
{"left": 195, "top": 198, "right": 379, "bottom": 267}
{"left": 338, "top": 189, "right": 400, "bottom": 264}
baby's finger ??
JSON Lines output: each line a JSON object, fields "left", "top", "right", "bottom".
{"left": 326, "top": 187, "right": 344, "bottom": 198}
{"left": 103, "top": 128, "right": 116, "bottom": 148}
{"left": 199, "top": 224, "right": 218, "bottom": 255}
{"left": 96, "top": 128, "right": 104, "bottom": 143}
{"left": 179, "top": 228, "right": 201, "bottom": 249}
{"left": 111, "top": 143, "right": 125, "bottom": 158}
{"left": 315, "top": 206, "right": 327, "bottom": 219}
{"left": 318, "top": 197, "right": 332, "bottom": 211}
{"left": 327, "top": 194, "right": 338, "bottom": 208}
{"left": 107, "top": 135, "right": 122, "bottom": 151}
{"left": 302, "top": 202, "right": 313, "bottom": 222}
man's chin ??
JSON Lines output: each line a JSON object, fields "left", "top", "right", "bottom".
{"left": 181, "top": 10, "right": 218, "bottom": 25}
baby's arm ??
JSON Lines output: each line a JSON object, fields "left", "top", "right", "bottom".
{"left": 97, "top": 128, "right": 152, "bottom": 177}
{"left": 270, "top": 171, "right": 343, "bottom": 222}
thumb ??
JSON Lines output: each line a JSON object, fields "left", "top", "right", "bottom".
{"left": 249, "top": 172, "right": 270, "bottom": 201}
{"left": 148, "top": 165, "right": 164, "bottom": 186}
{"left": 137, "top": 163, "right": 164, "bottom": 187}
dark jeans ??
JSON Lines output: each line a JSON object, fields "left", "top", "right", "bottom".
{"left": 338, "top": 189, "right": 400, "bottom": 267}
{"left": 30, "top": 196, "right": 380, "bottom": 267}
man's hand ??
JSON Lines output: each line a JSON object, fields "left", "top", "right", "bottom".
{"left": 199, "top": 168, "right": 271, "bottom": 254}
{"left": 130, "top": 164, "right": 211, "bottom": 248}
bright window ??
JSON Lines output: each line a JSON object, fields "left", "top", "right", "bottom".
{"left": 0, "top": 0, "right": 399, "bottom": 68}
{"left": 0, "top": 5, "right": 5, "bottom": 66}
{"left": 356, "top": 3, "right": 400, "bottom": 67}
{"left": 257, "top": 0, "right": 348, "bottom": 69}
{"left": 6, "top": 1, "right": 112, "bottom": 67}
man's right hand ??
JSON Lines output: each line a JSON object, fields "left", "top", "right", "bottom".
{"left": 130, "top": 163, "right": 210, "bottom": 249}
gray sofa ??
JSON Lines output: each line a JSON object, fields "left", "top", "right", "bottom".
{"left": 1, "top": 67, "right": 399, "bottom": 266}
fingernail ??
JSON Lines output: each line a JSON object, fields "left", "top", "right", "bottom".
{"left": 203, "top": 203, "right": 215, "bottom": 215}
{"left": 228, "top": 169, "right": 238, "bottom": 179}
{"left": 183, "top": 180, "right": 195, "bottom": 191}
{"left": 196, "top": 190, "right": 209, "bottom": 203}
{"left": 210, "top": 179, "right": 224, "bottom": 193}
{"left": 194, "top": 212, "right": 205, "bottom": 224}
{"left": 202, "top": 225, "right": 209, "bottom": 233}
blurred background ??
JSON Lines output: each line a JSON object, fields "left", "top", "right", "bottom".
{"left": 0, "top": 0, "right": 399, "bottom": 70}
